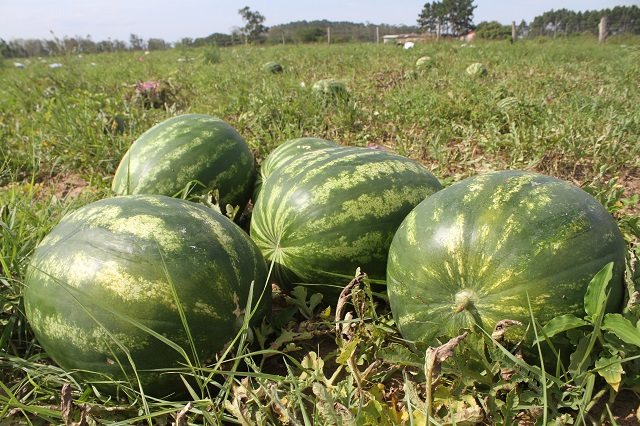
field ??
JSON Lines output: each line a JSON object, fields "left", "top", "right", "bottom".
{"left": 2, "top": 36, "right": 640, "bottom": 424}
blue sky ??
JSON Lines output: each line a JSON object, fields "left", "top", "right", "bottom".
{"left": 1, "top": 0, "right": 637, "bottom": 42}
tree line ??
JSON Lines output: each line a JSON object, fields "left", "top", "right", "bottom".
{"left": 266, "top": 20, "right": 420, "bottom": 44}
{"left": 417, "top": 2, "right": 639, "bottom": 39}
{"left": 527, "top": 6, "right": 639, "bottom": 37}
{"left": 2, "top": 4, "right": 639, "bottom": 59}
{"left": 0, "top": 33, "right": 169, "bottom": 59}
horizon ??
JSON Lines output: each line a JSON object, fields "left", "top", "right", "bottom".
{"left": 1, "top": 1, "right": 638, "bottom": 43}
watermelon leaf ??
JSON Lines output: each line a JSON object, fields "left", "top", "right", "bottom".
{"left": 584, "top": 261, "right": 614, "bottom": 321}
{"left": 538, "top": 314, "right": 588, "bottom": 342}
{"left": 375, "top": 344, "right": 423, "bottom": 368}
{"left": 287, "top": 286, "right": 324, "bottom": 319}
{"left": 594, "top": 355, "right": 624, "bottom": 391}
{"left": 602, "top": 313, "right": 640, "bottom": 347}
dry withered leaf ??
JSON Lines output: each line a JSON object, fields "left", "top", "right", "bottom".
{"left": 175, "top": 402, "right": 193, "bottom": 426}
{"left": 60, "top": 383, "right": 89, "bottom": 426}
{"left": 492, "top": 319, "right": 524, "bottom": 342}
{"left": 425, "top": 332, "right": 469, "bottom": 382}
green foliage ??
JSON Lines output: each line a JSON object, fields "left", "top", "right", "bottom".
{"left": 266, "top": 21, "right": 419, "bottom": 44}
{"left": 1, "top": 39, "right": 640, "bottom": 423}
{"left": 202, "top": 44, "right": 222, "bottom": 64}
{"left": 529, "top": 6, "right": 640, "bottom": 37}
{"left": 296, "top": 27, "right": 326, "bottom": 43}
{"left": 476, "top": 21, "right": 512, "bottom": 40}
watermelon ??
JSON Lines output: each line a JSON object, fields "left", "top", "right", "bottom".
{"left": 496, "top": 96, "right": 521, "bottom": 112}
{"left": 24, "top": 194, "right": 270, "bottom": 397}
{"left": 415, "top": 56, "right": 433, "bottom": 69}
{"left": 112, "top": 114, "right": 256, "bottom": 210}
{"left": 387, "top": 170, "right": 626, "bottom": 347}
{"left": 466, "top": 62, "right": 488, "bottom": 77}
{"left": 262, "top": 61, "right": 284, "bottom": 73}
{"left": 250, "top": 147, "right": 442, "bottom": 299}
{"left": 254, "top": 138, "right": 340, "bottom": 201}
{"left": 311, "top": 79, "right": 349, "bottom": 97}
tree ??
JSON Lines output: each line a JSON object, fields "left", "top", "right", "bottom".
{"left": 238, "top": 6, "right": 268, "bottom": 43}
{"left": 517, "top": 19, "right": 530, "bottom": 38}
{"left": 418, "top": 3, "right": 437, "bottom": 34}
{"left": 476, "top": 21, "right": 511, "bottom": 40}
{"left": 448, "top": 0, "right": 476, "bottom": 36}
{"left": 0, "top": 39, "right": 10, "bottom": 58}
{"left": 147, "top": 38, "right": 168, "bottom": 50}
{"left": 418, "top": 0, "right": 476, "bottom": 37}
{"left": 129, "top": 33, "right": 145, "bottom": 50}
{"left": 296, "top": 27, "right": 325, "bottom": 43}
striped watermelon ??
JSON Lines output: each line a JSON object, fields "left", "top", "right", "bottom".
{"left": 24, "top": 194, "right": 269, "bottom": 397}
{"left": 262, "top": 61, "right": 284, "bottom": 73}
{"left": 112, "top": 114, "right": 256, "bottom": 210}
{"left": 387, "top": 170, "right": 626, "bottom": 346}
{"left": 250, "top": 147, "right": 442, "bottom": 299}
{"left": 496, "top": 96, "right": 520, "bottom": 112}
{"left": 312, "top": 79, "right": 349, "bottom": 97}
{"left": 254, "top": 138, "right": 340, "bottom": 201}
{"left": 415, "top": 56, "right": 433, "bottom": 69}
{"left": 466, "top": 62, "right": 488, "bottom": 77}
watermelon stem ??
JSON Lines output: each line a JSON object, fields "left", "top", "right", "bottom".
{"left": 455, "top": 289, "right": 486, "bottom": 332}
{"left": 454, "top": 289, "right": 478, "bottom": 313}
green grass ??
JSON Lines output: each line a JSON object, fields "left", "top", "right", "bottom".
{"left": 1, "top": 36, "right": 640, "bottom": 424}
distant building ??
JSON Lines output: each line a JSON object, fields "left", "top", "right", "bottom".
{"left": 460, "top": 30, "right": 476, "bottom": 41}
{"left": 383, "top": 33, "right": 435, "bottom": 44}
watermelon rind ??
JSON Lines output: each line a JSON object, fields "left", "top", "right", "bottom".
{"left": 24, "top": 194, "right": 270, "bottom": 397}
{"left": 250, "top": 147, "right": 442, "bottom": 299}
{"left": 112, "top": 114, "right": 256, "bottom": 210}
{"left": 387, "top": 170, "right": 627, "bottom": 347}
{"left": 254, "top": 137, "right": 341, "bottom": 201}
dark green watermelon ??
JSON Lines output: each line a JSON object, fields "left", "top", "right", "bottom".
{"left": 112, "top": 114, "right": 256, "bottom": 210}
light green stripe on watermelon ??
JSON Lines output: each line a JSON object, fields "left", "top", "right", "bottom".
{"left": 254, "top": 137, "right": 340, "bottom": 201}
{"left": 112, "top": 114, "right": 256, "bottom": 209}
{"left": 466, "top": 62, "right": 488, "bottom": 77}
{"left": 24, "top": 194, "right": 269, "bottom": 397}
{"left": 496, "top": 96, "right": 520, "bottom": 111}
{"left": 387, "top": 170, "right": 627, "bottom": 346}
{"left": 250, "top": 147, "right": 442, "bottom": 299}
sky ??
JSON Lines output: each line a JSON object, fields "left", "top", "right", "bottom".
{"left": 1, "top": 0, "right": 638, "bottom": 42}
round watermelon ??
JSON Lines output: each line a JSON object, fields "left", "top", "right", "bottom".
{"left": 112, "top": 114, "right": 256, "bottom": 210}
{"left": 24, "top": 194, "right": 270, "bottom": 397}
{"left": 254, "top": 138, "right": 340, "bottom": 201}
{"left": 262, "top": 61, "right": 284, "bottom": 73}
{"left": 415, "top": 56, "right": 433, "bottom": 69}
{"left": 387, "top": 170, "right": 626, "bottom": 346}
{"left": 311, "top": 79, "right": 349, "bottom": 97}
{"left": 250, "top": 147, "right": 442, "bottom": 299}
{"left": 466, "top": 62, "right": 488, "bottom": 77}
